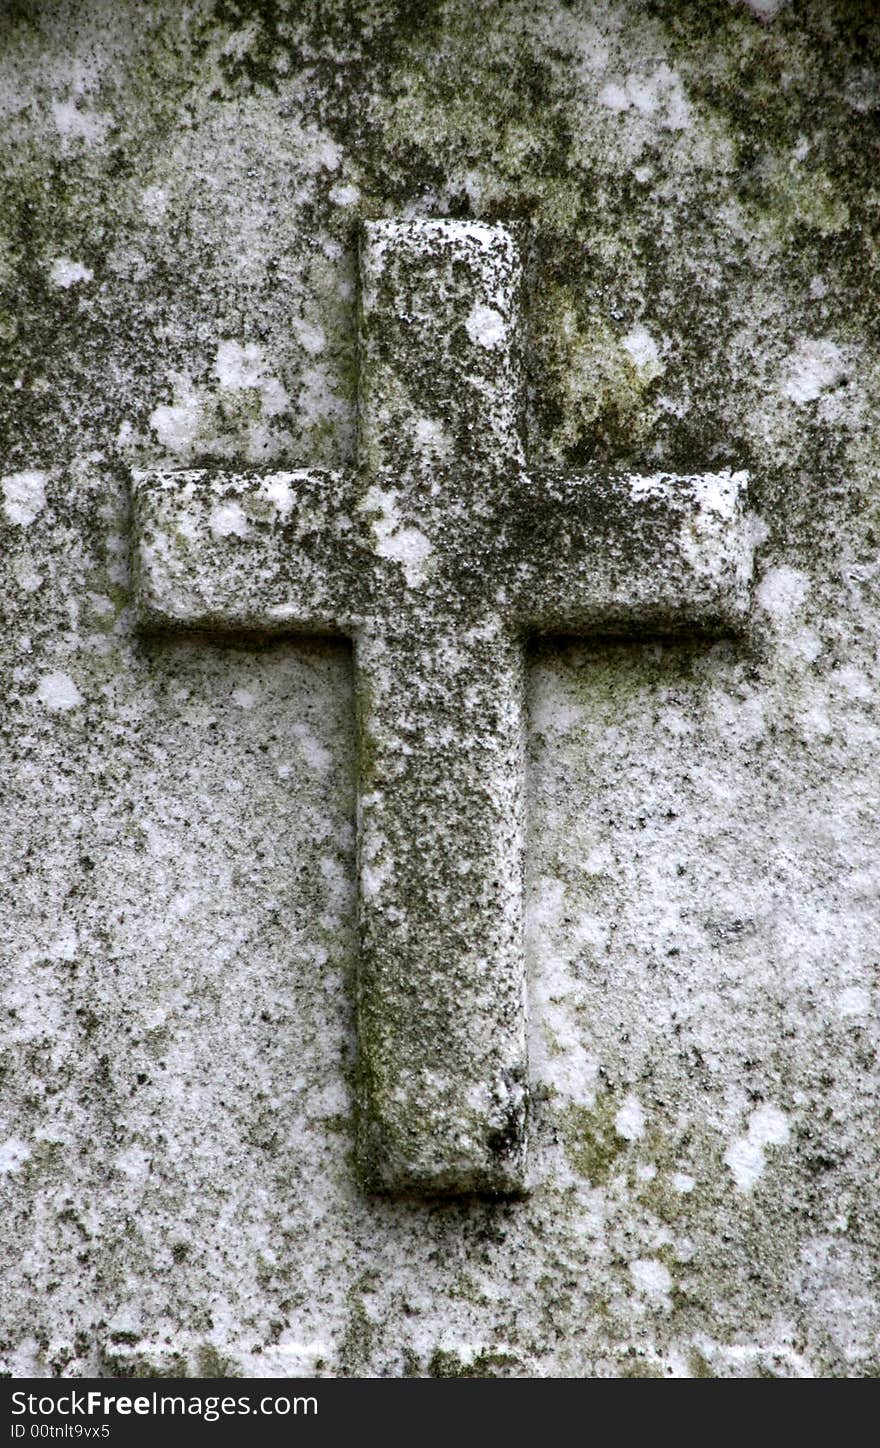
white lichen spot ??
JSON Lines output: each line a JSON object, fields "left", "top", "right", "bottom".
{"left": 598, "top": 81, "right": 630, "bottom": 112}
{"left": 114, "top": 1146, "right": 151, "bottom": 1180}
{"left": 149, "top": 374, "right": 203, "bottom": 457}
{"left": 835, "top": 665, "right": 873, "bottom": 701}
{"left": 259, "top": 378, "right": 291, "bottom": 416}
{"left": 413, "top": 416, "right": 451, "bottom": 460}
{"left": 361, "top": 486, "right": 434, "bottom": 588}
{"left": 35, "top": 671, "right": 83, "bottom": 712}
{"left": 2, "top": 470, "right": 47, "bottom": 526}
{"left": 222, "top": 23, "right": 259, "bottom": 62}
{"left": 748, "top": 513, "right": 770, "bottom": 548}
{"left": 214, "top": 340, "right": 291, "bottom": 416}
{"left": 294, "top": 318, "right": 326, "bottom": 358}
{"left": 13, "top": 556, "right": 43, "bottom": 592}
{"left": 598, "top": 66, "right": 690, "bottom": 130}
{"left": 782, "top": 339, "right": 843, "bottom": 404}
{"left": 262, "top": 475, "right": 295, "bottom": 519}
{"left": 534, "top": 1035, "right": 599, "bottom": 1109}
{"left": 800, "top": 702, "right": 832, "bottom": 741}
{"left": 622, "top": 325, "right": 664, "bottom": 381}
{"left": 48, "top": 257, "right": 93, "bottom": 289}
{"left": 725, "top": 1104, "right": 791, "bottom": 1192}
{"left": 583, "top": 842, "right": 611, "bottom": 874}
{"left": 740, "top": 0, "right": 789, "bottom": 18}
{"left": 312, "top": 136, "right": 341, "bottom": 173}
{"left": 789, "top": 627, "right": 821, "bottom": 663}
{"left": 231, "top": 688, "right": 255, "bottom": 710}
{"left": 530, "top": 692, "right": 585, "bottom": 738}
{"left": 629, "top": 1259, "right": 673, "bottom": 1299}
{"left": 0, "top": 1137, "right": 31, "bottom": 1175}
{"left": 254, "top": 1341, "right": 335, "bottom": 1377}
{"left": 465, "top": 303, "right": 506, "bottom": 350}
{"left": 209, "top": 501, "right": 249, "bottom": 540}
{"left": 50, "top": 100, "right": 113, "bottom": 149}
{"left": 755, "top": 566, "right": 809, "bottom": 623}
{"left": 49, "top": 922, "right": 79, "bottom": 962}
{"left": 293, "top": 723, "right": 331, "bottom": 774}
{"left": 328, "top": 181, "right": 361, "bottom": 206}
{"left": 141, "top": 185, "right": 168, "bottom": 222}
{"left": 214, "top": 340, "right": 265, "bottom": 389}
{"left": 836, "top": 986, "right": 870, "bottom": 1018}
{"left": 614, "top": 1097, "right": 646, "bottom": 1141}
{"left": 672, "top": 1172, "right": 696, "bottom": 1194}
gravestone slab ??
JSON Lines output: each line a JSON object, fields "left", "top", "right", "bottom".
{"left": 1, "top": 0, "right": 879, "bottom": 1378}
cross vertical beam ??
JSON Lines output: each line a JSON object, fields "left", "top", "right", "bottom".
{"left": 354, "top": 621, "right": 527, "bottom": 1194}
{"left": 353, "top": 222, "right": 529, "bottom": 1193}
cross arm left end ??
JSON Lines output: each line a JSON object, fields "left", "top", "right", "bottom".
{"left": 130, "top": 467, "right": 367, "bottom": 637}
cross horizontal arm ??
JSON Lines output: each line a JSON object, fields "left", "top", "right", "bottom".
{"left": 131, "top": 467, "right": 373, "bottom": 635}
{"left": 493, "top": 467, "right": 754, "bottom": 636}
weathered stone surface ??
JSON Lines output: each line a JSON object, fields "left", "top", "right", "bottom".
{"left": 1, "top": 0, "right": 879, "bottom": 1377}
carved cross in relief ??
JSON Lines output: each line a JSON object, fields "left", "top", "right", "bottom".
{"left": 132, "top": 220, "right": 754, "bottom": 1197}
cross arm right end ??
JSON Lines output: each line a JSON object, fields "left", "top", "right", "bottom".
{"left": 501, "top": 467, "right": 757, "bottom": 638}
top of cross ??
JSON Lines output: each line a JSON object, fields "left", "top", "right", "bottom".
{"left": 135, "top": 221, "right": 751, "bottom": 644}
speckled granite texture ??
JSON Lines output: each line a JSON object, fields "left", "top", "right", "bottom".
{"left": 1, "top": 0, "right": 878, "bottom": 1377}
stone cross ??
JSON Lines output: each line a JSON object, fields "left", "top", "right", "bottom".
{"left": 131, "top": 220, "right": 754, "bottom": 1198}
